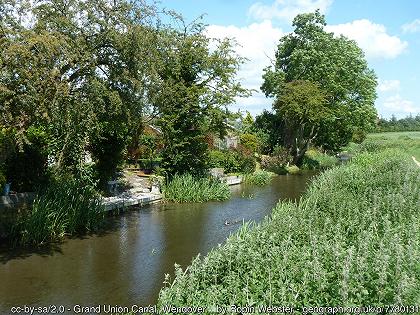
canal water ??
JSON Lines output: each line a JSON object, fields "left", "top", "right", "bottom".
{"left": 0, "top": 173, "right": 315, "bottom": 311}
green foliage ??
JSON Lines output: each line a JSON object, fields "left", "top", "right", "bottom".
{"left": 260, "top": 146, "right": 292, "bottom": 174}
{"left": 260, "top": 156, "right": 287, "bottom": 175}
{"left": 351, "top": 129, "right": 367, "bottom": 143}
{"left": 208, "top": 149, "right": 256, "bottom": 174}
{"left": 0, "top": 0, "right": 173, "bottom": 178}
{"left": 239, "top": 133, "right": 259, "bottom": 153}
{"left": 302, "top": 148, "right": 338, "bottom": 170}
{"left": 0, "top": 170, "right": 6, "bottom": 190}
{"left": 376, "top": 115, "right": 420, "bottom": 132}
{"left": 254, "top": 110, "right": 284, "bottom": 154}
{"left": 262, "top": 10, "right": 377, "bottom": 152}
{"left": 244, "top": 170, "right": 274, "bottom": 186}
{"left": 1, "top": 0, "right": 247, "bottom": 180}
{"left": 208, "top": 150, "right": 229, "bottom": 169}
{"left": 163, "top": 174, "right": 231, "bottom": 203}
{"left": 154, "top": 17, "right": 249, "bottom": 177}
{"left": 158, "top": 150, "right": 420, "bottom": 306}
{"left": 4, "top": 126, "right": 49, "bottom": 192}
{"left": 347, "top": 133, "right": 420, "bottom": 161}
{"left": 90, "top": 123, "right": 128, "bottom": 189}
{"left": 285, "top": 164, "right": 300, "bottom": 174}
{"left": 272, "top": 80, "right": 331, "bottom": 164}
{"left": 13, "top": 176, "right": 105, "bottom": 246}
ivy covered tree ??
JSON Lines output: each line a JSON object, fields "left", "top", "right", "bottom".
{"left": 262, "top": 10, "right": 377, "bottom": 156}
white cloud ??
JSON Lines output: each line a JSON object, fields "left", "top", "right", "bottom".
{"left": 378, "top": 80, "right": 400, "bottom": 92}
{"left": 248, "top": 0, "right": 333, "bottom": 23}
{"left": 402, "top": 19, "right": 420, "bottom": 34}
{"left": 382, "top": 95, "right": 419, "bottom": 115}
{"left": 326, "top": 20, "right": 407, "bottom": 59}
{"left": 206, "top": 20, "right": 284, "bottom": 114}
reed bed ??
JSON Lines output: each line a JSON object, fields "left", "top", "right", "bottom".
{"left": 13, "top": 178, "right": 104, "bottom": 246}
{"left": 163, "top": 174, "right": 231, "bottom": 203}
{"left": 158, "top": 149, "right": 420, "bottom": 308}
{"left": 244, "top": 170, "right": 274, "bottom": 186}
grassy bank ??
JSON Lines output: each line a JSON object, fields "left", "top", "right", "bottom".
{"left": 359, "top": 131, "right": 420, "bottom": 160}
{"left": 163, "top": 174, "right": 231, "bottom": 203}
{"left": 158, "top": 150, "right": 420, "bottom": 307}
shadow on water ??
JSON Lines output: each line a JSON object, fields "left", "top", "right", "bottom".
{"left": 0, "top": 242, "right": 64, "bottom": 264}
{"left": 0, "top": 172, "right": 316, "bottom": 311}
{"left": 0, "top": 210, "right": 134, "bottom": 264}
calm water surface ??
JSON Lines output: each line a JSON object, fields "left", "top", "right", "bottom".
{"left": 0, "top": 173, "right": 315, "bottom": 311}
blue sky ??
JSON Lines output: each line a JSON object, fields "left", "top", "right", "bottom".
{"left": 160, "top": 0, "right": 420, "bottom": 119}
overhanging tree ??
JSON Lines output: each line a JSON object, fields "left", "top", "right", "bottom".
{"left": 262, "top": 10, "right": 378, "bottom": 156}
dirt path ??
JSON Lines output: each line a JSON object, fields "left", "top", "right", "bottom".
{"left": 412, "top": 156, "right": 420, "bottom": 167}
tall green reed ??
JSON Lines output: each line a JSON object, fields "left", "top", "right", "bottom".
{"left": 15, "top": 177, "right": 104, "bottom": 246}
{"left": 163, "top": 174, "right": 231, "bottom": 203}
{"left": 244, "top": 170, "right": 274, "bottom": 186}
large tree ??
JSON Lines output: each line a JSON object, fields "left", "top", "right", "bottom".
{"left": 274, "top": 80, "right": 332, "bottom": 164}
{"left": 152, "top": 17, "right": 249, "bottom": 176}
{"left": 262, "top": 10, "right": 377, "bottom": 154}
{"left": 0, "top": 0, "right": 161, "bottom": 185}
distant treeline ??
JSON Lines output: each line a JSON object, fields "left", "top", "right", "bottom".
{"left": 376, "top": 115, "right": 420, "bottom": 132}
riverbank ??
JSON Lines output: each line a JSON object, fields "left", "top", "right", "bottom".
{"left": 158, "top": 149, "right": 420, "bottom": 306}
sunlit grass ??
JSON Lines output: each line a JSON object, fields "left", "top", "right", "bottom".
{"left": 359, "top": 132, "right": 420, "bottom": 160}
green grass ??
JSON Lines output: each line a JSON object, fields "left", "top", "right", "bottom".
{"left": 346, "top": 131, "right": 420, "bottom": 160}
{"left": 244, "top": 170, "right": 274, "bottom": 186}
{"left": 12, "top": 178, "right": 105, "bottom": 246}
{"left": 368, "top": 131, "right": 420, "bottom": 140}
{"left": 163, "top": 174, "right": 231, "bottom": 203}
{"left": 158, "top": 149, "right": 420, "bottom": 308}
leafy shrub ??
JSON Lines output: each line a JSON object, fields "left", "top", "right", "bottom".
{"left": 239, "top": 133, "right": 259, "bottom": 153}
{"left": 208, "top": 149, "right": 255, "bottom": 174}
{"left": 235, "top": 149, "right": 256, "bottom": 174}
{"left": 260, "top": 155, "right": 286, "bottom": 174}
{"left": 260, "top": 146, "right": 291, "bottom": 174}
{"left": 0, "top": 170, "right": 5, "bottom": 191}
{"left": 286, "top": 164, "right": 300, "bottom": 174}
{"left": 90, "top": 124, "right": 128, "bottom": 190}
{"left": 244, "top": 170, "right": 274, "bottom": 186}
{"left": 302, "top": 148, "right": 338, "bottom": 170}
{"left": 4, "top": 126, "right": 49, "bottom": 192}
{"left": 158, "top": 150, "right": 420, "bottom": 306}
{"left": 351, "top": 128, "right": 367, "bottom": 143}
{"left": 163, "top": 174, "right": 231, "bottom": 203}
{"left": 14, "top": 176, "right": 105, "bottom": 246}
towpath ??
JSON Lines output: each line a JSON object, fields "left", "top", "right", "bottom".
{"left": 412, "top": 156, "right": 420, "bottom": 167}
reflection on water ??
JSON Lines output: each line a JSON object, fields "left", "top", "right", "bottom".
{"left": 0, "top": 173, "right": 315, "bottom": 310}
